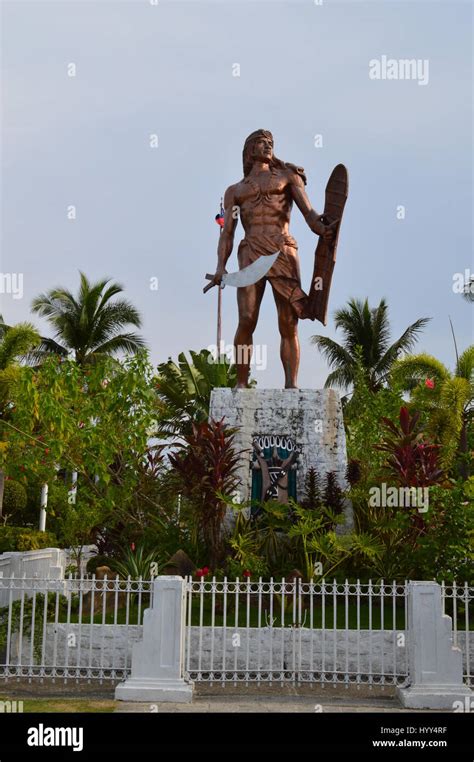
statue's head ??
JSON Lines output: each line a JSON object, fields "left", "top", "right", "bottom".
{"left": 243, "top": 129, "right": 276, "bottom": 176}
{"left": 242, "top": 129, "right": 306, "bottom": 184}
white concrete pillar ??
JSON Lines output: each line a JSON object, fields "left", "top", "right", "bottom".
{"left": 68, "top": 471, "right": 78, "bottom": 505}
{"left": 397, "top": 581, "right": 472, "bottom": 709}
{"left": 115, "top": 576, "right": 193, "bottom": 703}
{"left": 39, "top": 484, "right": 48, "bottom": 532}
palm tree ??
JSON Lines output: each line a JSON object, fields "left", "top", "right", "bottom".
{"left": 391, "top": 347, "right": 474, "bottom": 477}
{"left": 311, "top": 297, "right": 430, "bottom": 392}
{"left": 0, "top": 316, "right": 40, "bottom": 516}
{"left": 0, "top": 316, "right": 40, "bottom": 372}
{"left": 31, "top": 272, "right": 145, "bottom": 365}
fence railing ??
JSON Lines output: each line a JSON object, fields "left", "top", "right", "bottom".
{"left": 184, "top": 577, "right": 410, "bottom": 687}
{"left": 441, "top": 581, "right": 473, "bottom": 688}
{"left": 0, "top": 575, "right": 472, "bottom": 689}
{"left": 0, "top": 575, "right": 152, "bottom": 681}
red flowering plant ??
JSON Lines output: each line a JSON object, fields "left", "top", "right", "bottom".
{"left": 168, "top": 419, "right": 243, "bottom": 569}
{"left": 374, "top": 406, "right": 446, "bottom": 537}
{"left": 376, "top": 406, "right": 444, "bottom": 488}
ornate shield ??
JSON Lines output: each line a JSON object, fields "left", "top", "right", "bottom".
{"left": 306, "top": 164, "right": 349, "bottom": 325}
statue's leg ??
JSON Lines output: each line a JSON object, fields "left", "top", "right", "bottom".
{"left": 234, "top": 279, "right": 266, "bottom": 388}
{"left": 274, "top": 289, "right": 300, "bottom": 389}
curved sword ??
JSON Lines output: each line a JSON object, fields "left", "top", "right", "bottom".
{"left": 203, "top": 251, "right": 280, "bottom": 293}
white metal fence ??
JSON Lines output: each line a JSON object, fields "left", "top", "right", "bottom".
{"left": 0, "top": 575, "right": 153, "bottom": 682}
{"left": 0, "top": 575, "right": 472, "bottom": 689}
{"left": 184, "top": 578, "right": 410, "bottom": 687}
{"left": 441, "top": 581, "right": 473, "bottom": 688}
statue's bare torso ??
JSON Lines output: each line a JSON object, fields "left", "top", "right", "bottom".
{"left": 231, "top": 168, "right": 294, "bottom": 239}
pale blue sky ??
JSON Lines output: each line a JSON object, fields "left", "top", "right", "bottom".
{"left": 1, "top": 0, "right": 472, "bottom": 387}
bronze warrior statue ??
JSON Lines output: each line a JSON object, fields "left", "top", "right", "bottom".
{"left": 207, "top": 129, "right": 347, "bottom": 389}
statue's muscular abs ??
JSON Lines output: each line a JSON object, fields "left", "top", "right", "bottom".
{"left": 234, "top": 169, "right": 293, "bottom": 239}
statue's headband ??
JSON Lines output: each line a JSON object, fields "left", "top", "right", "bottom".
{"left": 243, "top": 130, "right": 273, "bottom": 152}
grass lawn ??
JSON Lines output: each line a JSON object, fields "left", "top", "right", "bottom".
{"left": 61, "top": 596, "right": 409, "bottom": 629}
{"left": 8, "top": 594, "right": 471, "bottom": 631}
{"left": 0, "top": 696, "right": 116, "bottom": 712}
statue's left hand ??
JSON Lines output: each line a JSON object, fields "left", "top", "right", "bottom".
{"left": 319, "top": 218, "right": 339, "bottom": 244}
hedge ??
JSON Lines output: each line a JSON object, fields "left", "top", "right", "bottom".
{"left": 0, "top": 527, "right": 58, "bottom": 553}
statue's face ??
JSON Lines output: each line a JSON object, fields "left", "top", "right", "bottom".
{"left": 252, "top": 134, "right": 273, "bottom": 163}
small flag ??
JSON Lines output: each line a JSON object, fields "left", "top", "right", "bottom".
{"left": 215, "top": 198, "right": 224, "bottom": 227}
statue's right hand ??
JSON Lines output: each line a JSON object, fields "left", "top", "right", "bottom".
{"left": 212, "top": 268, "right": 227, "bottom": 286}
{"left": 203, "top": 268, "right": 227, "bottom": 294}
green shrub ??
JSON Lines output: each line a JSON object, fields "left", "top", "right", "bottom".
{"left": 86, "top": 554, "right": 115, "bottom": 574}
{"left": 0, "top": 593, "right": 74, "bottom": 659}
{"left": 3, "top": 480, "right": 27, "bottom": 521}
{"left": 0, "top": 526, "right": 58, "bottom": 553}
{"left": 406, "top": 482, "right": 474, "bottom": 582}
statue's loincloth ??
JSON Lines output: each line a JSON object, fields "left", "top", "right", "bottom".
{"left": 237, "top": 234, "right": 309, "bottom": 318}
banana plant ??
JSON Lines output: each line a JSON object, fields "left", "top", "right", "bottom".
{"left": 155, "top": 349, "right": 240, "bottom": 438}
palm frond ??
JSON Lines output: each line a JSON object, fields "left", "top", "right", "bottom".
{"left": 31, "top": 274, "right": 144, "bottom": 364}
{"left": 0, "top": 323, "right": 40, "bottom": 369}
{"left": 390, "top": 353, "right": 450, "bottom": 390}
{"left": 456, "top": 346, "right": 474, "bottom": 382}
{"left": 375, "top": 317, "right": 431, "bottom": 376}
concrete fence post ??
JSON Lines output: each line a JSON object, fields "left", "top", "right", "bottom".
{"left": 115, "top": 576, "right": 193, "bottom": 703}
{"left": 397, "top": 581, "right": 472, "bottom": 709}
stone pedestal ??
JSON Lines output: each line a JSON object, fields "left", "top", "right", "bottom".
{"left": 397, "top": 582, "right": 472, "bottom": 709}
{"left": 209, "top": 388, "right": 352, "bottom": 529}
{"left": 115, "top": 577, "right": 193, "bottom": 703}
